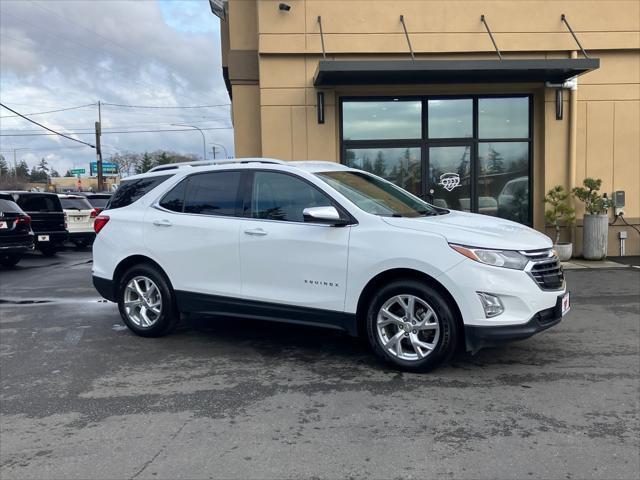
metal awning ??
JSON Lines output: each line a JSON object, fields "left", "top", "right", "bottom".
{"left": 313, "top": 58, "right": 600, "bottom": 87}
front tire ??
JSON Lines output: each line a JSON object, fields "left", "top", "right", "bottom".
{"left": 366, "top": 279, "right": 458, "bottom": 372}
{"left": 117, "top": 264, "right": 179, "bottom": 337}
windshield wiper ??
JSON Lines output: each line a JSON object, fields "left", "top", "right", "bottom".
{"left": 416, "top": 210, "right": 438, "bottom": 216}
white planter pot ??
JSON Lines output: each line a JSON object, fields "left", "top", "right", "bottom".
{"left": 582, "top": 214, "right": 609, "bottom": 260}
{"left": 554, "top": 242, "right": 573, "bottom": 261}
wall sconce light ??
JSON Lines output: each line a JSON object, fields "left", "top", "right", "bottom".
{"left": 317, "top": 92, "right": 325, "bottom": 124}
{"left": 279, "top": 3, "right": 291, "bottom": 12}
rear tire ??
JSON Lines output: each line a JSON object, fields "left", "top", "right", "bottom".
{"left": 365, "top": 279, "right": 458, "bottom": 372}
{"left": 0, "top": 255, "right": 22, "bottom": 268}
{"left": 117, "top": 263, "right": 180, "bottom": 337}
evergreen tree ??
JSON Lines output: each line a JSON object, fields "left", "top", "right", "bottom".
{"left": 136, "top": 152, "right": 155, "bottom": 174}
{"left": 485, "top": 145, "right": 505, "bottom": 174}
{"left": 15, "top": 160, "right": 29, "bottom": 179}
{"left": 37, "top": 157, "right": 49, "bottom": 174}
{"left": 50, "top": 169, "right": 60, "bottom": 178}
{"left": 361, "top": 155, "right": 373, "bottom": 173}
{"left": 64, "top": 170, "right": 74, "bottom": 177}
{"left": 156, "top": 151, "right": 171, "bottom": 165}
{"left": 373, "top": 151, "right": 387, "bottom": 177}
{"left": 0, "top": 155, "right": 9, "bottom": 179}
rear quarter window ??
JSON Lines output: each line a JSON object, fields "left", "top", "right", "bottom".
{"left": 107, "top": 175, "right": 172, "bottom": 210}
{"left": 15, "top": 194, "right": 62, "bottom": 213}
{"left": 0, "top": 199, "right": 23, "bottom": 213}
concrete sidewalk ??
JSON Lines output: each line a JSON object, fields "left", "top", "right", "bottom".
{"left": 562, "top": 258, "right": 635, "bottom": 269}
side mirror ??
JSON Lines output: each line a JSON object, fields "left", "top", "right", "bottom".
{"left": 302, "top": 206, "right": 349, "bottom": 226}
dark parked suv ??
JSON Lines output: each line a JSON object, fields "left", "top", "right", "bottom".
{"left": 3, "top": 192, "right": 68, "bottom": 256}
{"left": 76, "top": 192, "right": 112, "bottom": 214}
{"left": 0, "top": 193, "right": 35, "bottom": 267}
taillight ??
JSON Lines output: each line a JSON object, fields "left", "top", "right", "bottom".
{"left": 94, "top": 215, "right": 110, "bottom": 234}
{"left": 16, "top": 215, "right": 31, "bottom": 225}
{"left": 90, "top": 209, "right": 97, "bottom": 218}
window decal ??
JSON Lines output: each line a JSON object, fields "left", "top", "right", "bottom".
{"left": 438, "top": 173, "right": 461, "bottom": 192}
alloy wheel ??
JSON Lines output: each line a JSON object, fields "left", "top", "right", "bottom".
{"left": 123, "top": 276, "right": 163, "bottom": 328}
{"left": 376, "top": 294, "right": 440, "bottom": 361}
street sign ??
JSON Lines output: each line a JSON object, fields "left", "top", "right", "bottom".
{"left": 70, "top": 168, "right": 85, "bottom": 175}
{"left": 90, "top": 162, "right": 118, "bottom": 176}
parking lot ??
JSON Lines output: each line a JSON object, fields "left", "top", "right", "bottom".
{"left": 1, "top": 250, "right": 639, "bottom": 479}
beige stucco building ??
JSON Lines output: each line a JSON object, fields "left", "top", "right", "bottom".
{"left": 211, "top": 0, "right": 639, "bottom": 256}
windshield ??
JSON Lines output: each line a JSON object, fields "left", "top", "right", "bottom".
{"left": 316, "top": 171, "right": 442, "bottom": 217}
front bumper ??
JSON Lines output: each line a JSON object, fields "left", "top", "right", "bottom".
{"left": 465, "top": 294, "right": 566, "bottom": 353}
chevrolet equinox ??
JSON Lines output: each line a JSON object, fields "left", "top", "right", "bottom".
{"left": 92, "top": 159, "right": 569, "bottom": 371}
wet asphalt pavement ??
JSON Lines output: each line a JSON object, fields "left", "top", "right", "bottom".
{"left": 0, "top": 250, "right": 639, "bottom": 480}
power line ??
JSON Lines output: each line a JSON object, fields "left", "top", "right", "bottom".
{"left": 0, "top": 145, "right": 87, "bottom": 152}
{"left": 0, "top": 103, "right": 97, "bottom": 119}
{"left": 0, "top": 103, "right": 96, "bottom": 148}
{"left": 2, "top": 119, "right": 233, "bottom": 132}
{"left": 101, "top": 103, "right": 231, "bottom": 109}
{"left": 0, "top": 126, "right": 233, "bottom": 137}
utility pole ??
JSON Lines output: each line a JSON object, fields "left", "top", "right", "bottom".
{"left": 212, "top": 146, "right": 216, "bottom": 159}
{"left": 95, "top": 101, "right": 104, "bottom": 191}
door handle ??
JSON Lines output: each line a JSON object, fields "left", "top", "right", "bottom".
{"left": 244, "top": 228, "right": 267, "bottom": 236}
{"left": 153, "top": 219, "right": 172, "bottom": 227}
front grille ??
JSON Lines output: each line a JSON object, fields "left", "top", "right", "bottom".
{"left": 524, "top": 249, "right": 564, "bottom": 291}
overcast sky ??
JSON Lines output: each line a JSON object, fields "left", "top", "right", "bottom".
{"left": 0, "top": 0, "right": 231, "bottom": 175}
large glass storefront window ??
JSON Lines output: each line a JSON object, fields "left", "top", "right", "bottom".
{"left": 344, "top": 147, "right": 421, "bottom": 194}
{"left": 340, "top": 96, "right": 532, "bottom": 225}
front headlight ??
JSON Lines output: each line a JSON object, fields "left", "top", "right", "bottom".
{"left": 450, "top": 244, "right": 529, "bottom": 270}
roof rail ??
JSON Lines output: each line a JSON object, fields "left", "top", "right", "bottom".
{"left": 210, "top": 158, "right": 286, "bottom": 166}
{"left": 147, "top": 160, "right": 216, "bottom": 172}
{"left": 147, "top": 158, "right": 285, "bottom": 173}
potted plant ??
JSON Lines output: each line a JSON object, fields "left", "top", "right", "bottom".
{"left": 544, "top": 185, "right": 576, "bottom": 261}
{"left": 572, "top": 178, "right": 610, "bottom": 260}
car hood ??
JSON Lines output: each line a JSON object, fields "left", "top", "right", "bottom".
{"left": 382, "top": 210, "right": 552, "bottom": 251}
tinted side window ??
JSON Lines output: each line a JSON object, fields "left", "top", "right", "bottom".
{"left": 251, "top": 172, "right": 332, "bottom": 222}
{"left": 16, "top": 194, "right": 62, "bottom": 212}
{"left": 159, "top": 180, "right": 187, "bottom": 213}
{"left": 184, "top": 171, "right": 242, "bottom": 216}
{"left": 0, "top": 199, "right": 23, "bottom": 213}
{"left": 108, "top": 175, "right": 172, "bottom": 210}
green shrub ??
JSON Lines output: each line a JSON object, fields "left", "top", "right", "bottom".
{"left": 544, "top": 185, "right": 576, "bottom": 244}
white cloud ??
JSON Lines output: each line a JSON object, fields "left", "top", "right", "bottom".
{"left": 0, "top": 0, "right": 233, "bottom": 174}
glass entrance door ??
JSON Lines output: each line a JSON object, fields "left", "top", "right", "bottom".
{"left": 428, "top": 145, "right": 472, "bottom": 212}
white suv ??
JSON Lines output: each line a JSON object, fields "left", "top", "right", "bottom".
{"left": 92, "top": 159, "right": 569, "bottom": 371}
